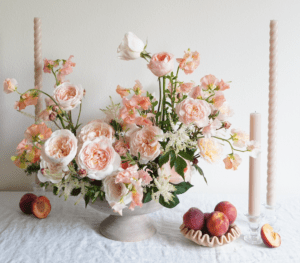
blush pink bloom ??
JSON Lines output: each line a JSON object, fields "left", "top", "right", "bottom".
{"left": 24, "top": 122, "right": 52, "bottom": 143}
{"left": 231, "top": 129, "right": 249, "bottom": 148}
{"left": 14, "top": 90, "right": 39, "bottom": 111}
{"left": 37, "top": 159, "right": 67, "bottom": 183}
{"left": 3, "top": 78, "right": 18, "bottom": 94}
{"left": 16, "top": 139, "right": 41, "bottom": 164}
{"left": 137, "top": 169, "right": 153, "bottom": 185}
{"left": 198, "top": 138, "right": 223, "bottom": 163}
{"left": 200, "top": 74, "right": 219, "bottom": 90}
{"left": 119, "top": 106, "right": 136, "bottom": 124}
{"left": 212, "top": 91, "right": 226, "bottom": 108}
{"left": 147, "top": 52, "right": 175, "bottom": 77}
{"left": 43, "top": 58, "right": 58, "bottom": 74}
{"left": 223, "top": 154, "right": 242, "bottom": 170}
{"left": 202, "top": 119, "right": 222, "bottom": 138}
{"left": 246, "top": 140, "right": 261, "bottom": 158}
{"left": 129, "top": 125, "right": 163, "bottom": 163}
{"left": 218, "top": 79, "right": 230, "bottom": 91}
{"left": 129, "top": 180, "right": 143, "bottom": 210}
{"left": 77, "top": 136, "right": 121, "bottom": 180}
{"left": 135, "top": 115, "right": 153, "bottom": 126}
{"left": 189, "top": 85, "right": 205, "bottom": 100}
{"left": 57, "top": 55, "right": 76, "bottom": 82}
{"left": 133, "top": 95, "right": 151, "bottom": 110}
{"left": 133, "top": 80, "right": 145, "bottom": 95}
{"left": 217, "top": 102, "right": 234, "bottom": 121}
{"left": 53, "top": 82, "right": 84, "bottom": 111}
{"left": 41, "top": 129, "right": 78, "bottom": 175}
{"left": 77, "top": 119, "right": 115, "bottom": 144}
{"left": 115, "top": 165, "right": 139, "bottom": 184}
{"left": 38, "top": 98, "right": 56, "bottom": 121}
{"left": 176, "top": 98, "right": 211, "bottom": 128}
{"left": 116, "top": 85, "right": 130, "bottom": 98}
{"left": 176, "top": 50, "right": 200, "bottom": 74}
{"left": 178, "top": 82, "right": 194, "bottom": 93}
{"left": 113, "top": 139, "right": 129, "bottom": 156}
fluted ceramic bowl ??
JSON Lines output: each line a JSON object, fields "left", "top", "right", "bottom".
{"left": 89, "top": 200, "right": 163, "bottom": 242}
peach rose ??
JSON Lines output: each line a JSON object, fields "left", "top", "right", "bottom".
{"left": 53, "top": 82, "right": 84, "bottom": 111}
{"left": 176, "top": 98, "right": 211, "bottom": 128}
{"left": 147, "top": 52, "right": 175, "bottom": 77}
{"left": 77, "top": 136, "right": 121, "bottom": 180}
{"left": 77, "top": 120, "right": 115, "bottom": 145}
{"left": 41, "top": 129, "right": 78, "bottom": 173}
{"left": 113, "top": 139, "right": 129, "bottom": 156}
{"left": 129, "top": 125, "right": 163, "bottom": 163}
{"left": 3, "top": 78, "right": 17, "bottom": 94}
{"left": 198, "top": 138, "right": 223, "bottom": 163}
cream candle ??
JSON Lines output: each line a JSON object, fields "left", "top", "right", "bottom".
{"left": 248, "top": 113, "right": 261, "bottom": 216}
{"left": 267, "top": 20, "right": 278, "bottom": 207}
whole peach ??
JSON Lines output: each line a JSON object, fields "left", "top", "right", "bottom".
{"left": 19, "top": 193, "right": 37, "bottom": 214}
{"left": 183, "top": 207, "right": 205, "bottom": 231}
{"left": 207, "top": 211, "right": 229, "bottom": 237}
{"left": 214, "top": 201, "right": 237, "bottom": 225}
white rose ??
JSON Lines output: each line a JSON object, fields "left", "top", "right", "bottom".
{"left": 53, "top": 82, "right": 84, "bottom": 111}
{"left": 41, "top": 129, "right": 78, "bottom": 173}
{"left": 37, "top": 158, "right": 68, "bottom": 183}
{"left": 117, "top": 32, "right": 144, "bottom": 60}
{"left": 76, "top": 136, "right": 121, "bottom": 180}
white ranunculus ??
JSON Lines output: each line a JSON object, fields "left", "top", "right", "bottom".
{"left": 41, "top": 129, "right": 78, "bottom": 173}
{"left": 117, "top": 32, "right": 144, "bottom": 60}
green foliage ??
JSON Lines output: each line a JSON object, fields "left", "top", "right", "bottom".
{"left": 24, "top": 163, "right": 40, "bottom": 176}
{"left": 159, "top": 194, "right": 179, "bottom": 208}
{"left": 194, "top": 164, "right": 208, "bottom": 185}
{"left": 174, "top": 156, "right": 187, "bottom": 178}
{"left": 173, "top": 182, "right": 193, "bottom": 195}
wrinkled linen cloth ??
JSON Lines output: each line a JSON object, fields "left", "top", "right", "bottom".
{"left": 0, "top": 191, "right": 298, "bottom": 263}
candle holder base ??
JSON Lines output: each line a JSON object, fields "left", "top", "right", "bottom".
{"left": 244, "top": 213, "right": 264, "bottom": 245}
{"left": 263, "top": 203, "right": 281, "bottom": 232}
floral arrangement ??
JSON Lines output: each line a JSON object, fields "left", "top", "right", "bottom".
{"left": 4, "top": 32, "right": 259, "bottom": 215}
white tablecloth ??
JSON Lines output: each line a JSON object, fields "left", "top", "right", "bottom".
{"left": 0, "top": 191, "right": 299, "bottom": 263}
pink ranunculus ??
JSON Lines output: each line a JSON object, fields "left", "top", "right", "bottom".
{"left": 231, "top": 129, "right": 249, "bottom": 148}
{"left": 77, "top": 136, "right": 121, "bottom": 180}
{"left": 158, "top": 159, "right": 192, "bottom": 185}
{"left": 119, "top": 106, "right": 136, "bottom": 124}
{"left": 113, "top": 139, "right": 129, "bottom": 156}
{"left": 117, "top": 32, "right": 145, "bottom": 61}
{"left": 200, "top": 74, "right": 219, "bottom": 90}
{"left": 178, "top": 82, "right": 194, "bottom": 94}
{"left": 116, "top": 85, "right": 130, "bottom": 98}
{"left": 217, "top": 102, "right": 234, "bottom": 121}
{"left": 77, "top": 119, "right": 115, "bottom": 145}
{"left": 115, "top": 164, "right": 139, "bottom": 184}
{"left": 176, "top": 98, "right": 211, "bottom": 128}
{"left": 147, "top": 52, "right": 175, "bottom": 77}
{"left": 103, "top": 171, "right": 132, "bottom": 215}
{"left": 129, "top": 125, "right": 163, "bottom": 163}
{"left": 41, "top": 129, "right": 77, "bottom": 174}
{"left": 212, "top": 91, "right": 226, "bottom": 108}
{"left": 223, "top": 154, "right": 242, "bottom": 170}
{"left": 24, "top": 122, "right": 52, "bottom": 143}
{"left": 3, "top": 78, "right": 18, "bottom": 94}
{"left": 53, "top": 82, "right": 84, "bottom": 111}
{"left": 218, "top": 79, "right": 230, "bottom": 91}
{"left": 176, "top": 50, "right": 200, "bottom": 75}
{"left": 133, "top": 80, "right": 145, "bottom": 95}
{"left": 202, "top": 119, "right": 222, "bottom": 138}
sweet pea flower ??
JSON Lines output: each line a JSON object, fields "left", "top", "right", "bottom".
{"left": 117, "top": 32, "right": 145, "bottom": 60}
{"left": 176, "top": 50, "right": 200, "bottom": 74}
{"left": 129, "top": 179, "right": 143, "bottom": 210}
{"left": 178, "top": 82, "right": 194, "bottom": 94}
{"left": 43, "top": 58, "right": 59, "bottom": 74}
{"left": 189, "top": 85, "right": 205, "bottom": 100}
{"left": 119, "top": 106, "right": 136, "bottom": 124}
{"left": 246, "top": 140, "right": 261, "bottom": 158}
{"left": 38, "top": 98, "right": 56, "bottom": 122}
{"left": 147, "top": 52, "right": 175, "bottom": 77}
{"left": 217, "top": 102, "right": 234, "bottom": 121}
{"left": 198, "top": 138, "right": 223, "bottom": 163}
{"left": 135, "top": 115, "right": 153, "bottom": 126}
{"left": 133, "top": 80, "right": 145, "bottom": 95}
{"left": 212, "top": 91, "right": 226, "bottom": 108}
{"left": 200, "top": 75, "right": 219, "bottom": 90}
{"left": 3, "top": 78, "right": 18, "bottom": 94}
{"left": 218, "top": 79, "right": 230, "bottom": 91}
{"left": 24, "top": 122, "right": 52, "bottom": 143}
{"left": 116, "top": 85, "right": 130, "bottom": 98}
{"left": 115, "top": 165, "right": 139, "bottom": 184}
{"left": 202, "top": 119, "right": 222, "bottom": 138}
{"left": 37, "top": 158, "right": 67, "bottom": 183}
{"left": 14, "top": 90, "right": 39, "bottom": 111}
{"left": 131, "top": 95, "right": 151, "bottom": 110}
{"left": 231, "top": 129, "right": 249, "bottom": 148}
{"left": 57, "top": 55, "right": 76, "bottom": 82}
{"left": 223, "top": 154, "right": 242, "bottom": 170}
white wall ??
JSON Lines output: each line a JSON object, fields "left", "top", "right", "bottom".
{"left": 0, "top": 0, "right": 299, "bottom": 201}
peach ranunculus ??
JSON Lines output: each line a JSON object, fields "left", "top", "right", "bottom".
{"left": 176, "top": 98, "right": 211, "bottom": 128}
{"left": 57, "top": 55, "right": 76, "bottom": 83}
{"left": 14, "top": 90, "right": 39, "bottom": 111}
{"left": 53, "top": 82, "right": 84, "bottom": 111}
{"left": 178, "top": 82, "right": 194, "bottom": 94}
{"left": 158, "top": 159, "right": 192, "bottom": 185}
{"left": 116, "top": 85, "right": 130, "bottom": 98}
{"left": 198, "top": 138, "right": 223, "bottom": 163}
{"left": 77, "top": 120, "right": 115, "bottom": 145}
{"left": 77, "top": 136, "right": 121, "bottom": 180}
{"left": 147, "top": 52, "right": 175, "bottom": 77}
{"left": 217, "top": 102, "right": 234, "bottom": 121}
{"left": 103, "top": 171, "right": 132, "bottom": 215}
{"left": 3, "top": 78, "right": 18, "bottom": 94}
{"left": 176, "top": 50, "right": 200, "bottom": 75}
{"left": 38, "top": 98, "right": 56, "bottom": 121}
{"left": 41, "top": 129, "right": 78, "bottom": 174}
{"left": 223, "top": 154, "right": 242, "bottom": 170}
{"left": 113, "top": 139, "right": 129, "bottom": 156}
{"left": 200, "top": 74, "right": 219, "bottom": 90}
{"left": 117, "top": 32, "right": 145, "bottom": 61}
{"left": 129, "top": 125, "right": 163, "bottom": 164}
{"left": 24, "top": 122, "right": 52, "bottom": 143}
{"left": 231, "top": 129, "right": 249, "bottom": 148}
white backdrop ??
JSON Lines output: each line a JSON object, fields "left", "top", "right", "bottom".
{"left": 0, "top": 0, "right": 299, "bottom": 201}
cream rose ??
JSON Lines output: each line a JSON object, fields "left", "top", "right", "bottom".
{"left": 53, "top": 82, "right": 84, "bottom": 111}
{"left": 77, "top": 136, "right": 121, "bottom": 180}
{"left": 198, "top": 138, "right": 223, "bottom": 163}
{"left": 129, "top": 126, "right": 163, "bottom": 164}
{"left": 147, "top": 52, "right": 175, "bottom": 77}
{"left": 37, "top": 158, "right": 67, "bottom": 183}
{"left": 117, "top": 32, "right": 145, "bottom": 60}
{"left": 176, "top": 98, "right": 211, "bottom": 128}
{"left": 77, "top": 120, "right": 115, "bottom": 145}
{"left": 41, "top": 129, "right": 78, "bottom": 173}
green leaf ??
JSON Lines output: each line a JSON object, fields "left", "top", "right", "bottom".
{"left": 84, "top": 194, "right": 90, "bottom": 208}
{"left": 159, "top": 194, "right": 180, "bottom": 208}
{"left": 178, "top": 150, "right": 194, "bottom": 161}
{"left": 53, "top": 186, "right": 59, "bottom": 195}
{"left": 173, "top": 182, "right": 193, "bottom": 195}
{"left": 70, "top": 188, "right": 81, "bottom": 196}
{"left": 143, "top": 190, "right": 152, "bottom": 203}
{"left": 194, "top": 164, "right": 208, "bottom": 185}
{"left": 174, "top": 156, "right": 187, "bottom": 178}
{"left": 159, "top": 151, "right": 170, "bottom": 167}
{"left": 170, "top": 150, "right": 176, "bottom": 168}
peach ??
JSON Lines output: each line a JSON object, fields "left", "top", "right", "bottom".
{"left": 207, "top": 211, "right": 229, "bottom": 237}
{"left": 261, "top": 224, "right": 281, "bottom": 248}
{"left": 19, "top": 193, "right": 37, "bottom": 214}
{"left": 214, "top": 201, "right": 237, "bottom": 225}
{"left": 183, "top": 207, "right": 205, "bottom": 231}
{"left": 32, "top": 196, "right": 51, "bottom": 219}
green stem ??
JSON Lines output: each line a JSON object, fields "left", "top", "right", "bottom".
{"left": 75, "top": 103, "right": 82, "bottom": 128}
{"left": 156, "top": 77, "right": 162, "bottom": 124}
{"left": 51, "top": 67, "right": 59, "bottom": 86}
{"left": 162, "top": 76, "right": 166, "bottom": 128}
{"left": 53, "top": 120, "right": 61, "bottom": 129}
{"left": 212, "top": 136, "right": 248, "bottom": 154}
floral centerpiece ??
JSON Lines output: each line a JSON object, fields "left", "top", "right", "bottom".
{"left": 4, "top": 32, "right": 259, "bottom": 215}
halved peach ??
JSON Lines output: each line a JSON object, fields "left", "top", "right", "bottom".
{"left": 261, "top": 224, "right": 281, "bottom": 248}
{"left": 32, "top": 196, "right": 51, "bottom": 219}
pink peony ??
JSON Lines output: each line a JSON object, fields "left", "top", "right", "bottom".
{"left": 116, "top": 85, "right": 130, "bottom": 98}
{"left": 200, "top": 75, "right": 219, "bottom": 90}
{"left": 3, "top": 78, "right": 17, "bottom": 94}
{"left": 53, "top": 82, "right": 84, "bottom": 111}
{"left": 176, "top": 98, "right": 211, "bottom": 128}
{"left": 223, "top": 154, "right": 242, "bottom": 170}
{"left": 147, "top": 52, "right": 175, "bottom": 77}
{"left": 77, "top": 136, "right": 121, "bottom": 180}
{"left": 129, "top": 125, "right": 163, "bottom": 163}
{"left": 178, "top": 82, "right": 194, "bottom": 94}
{"left": 24, "top": 122, "right": 52, "bottom": 143}
{"left": 176, "top": 50, "right": 200, "bottom": 74}
{"left": 113, "top": 139, "right": 129, "bottom": 156}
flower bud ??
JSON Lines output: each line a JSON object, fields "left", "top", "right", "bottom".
{"left": 193, "top": 158, "right": 199, "bottom": 165}
{"left": 41, "top": 168, "right": 46, "bottom": 175}
{"left": 49, "top": 112, "right": 57, "bottom": 121}
{"left": 177, "top": 93, "right": 183, "bottom": 100}
{"left": 78, "top": 169, "right": 87, "bottom": 178}
{"left": 224, "top": 121, "right": 231, "bottom": 129}
{"left": 52, "top": 105, "right": 59, "bottom": 112}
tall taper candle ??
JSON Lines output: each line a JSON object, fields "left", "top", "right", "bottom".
{"left": 34, "top": 17, "right": 43, "bottom": 122}
{"left": 267, "top": 20, "right": 278, "bottom": 207}
{"left": 249, "top": 113, "right": 261, "bottom": 216}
